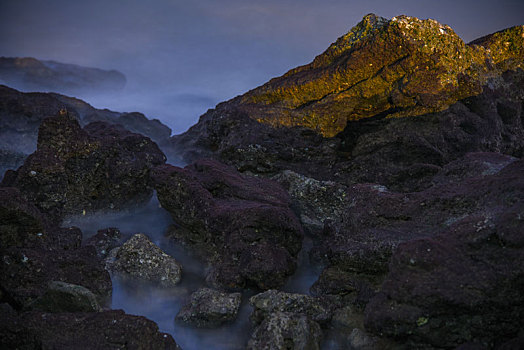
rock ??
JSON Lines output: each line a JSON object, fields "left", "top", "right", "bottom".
{"left": 0, "top": 245, "right": 112, "bottom": 309}
{"left": 85, "top": 227, "right": 122, "bottom": 258}
{"left": 82, "top": 111, "right": 172, "bottom": 146}
{"left": 272, "top": 170, "right": 350, "bottom": 236}
{"left": 238, "top": 17, "right": 522, "bottom": 137}
{"left": 0, "top": 186, "right": 48, "bottom": 249}
{"left": 363, "top": 159, "right": 524, "bottom": 348}
{"left": 29, "top": 281, "right": 101, "bottom": 312}
{"left": 310, "top": 153, "right": 524, "bottom": 280}
{"left": 347, "top": 328, "right": 377, "bottom": 350}
{"left": 247, "top": 311, "right": 322, "bottom": 350}
{"left": 0, "top": 85, "right": 172, "bottom": 169}
{"left": 0, "top": 56, "right": 126, "bottom": 95}
{"left": 2, "top": 111, "right": 166, "bottom": 222}
{"left": 108, "top": 233, "right": 182, "bottom": 287}
{"left": 152, "top": 159, "right": 303, "bottom": 290}
{"left": 170, "top": 30, "right": 524, "bottom": 195}
{"left": 175, "top": 288, "right": 241, "bottom": 328}
{"left": 249, "top": 290, "right": 332, "bottom": 326}
{"left": 0, "top": 309, "right": 180, "bottom": 350}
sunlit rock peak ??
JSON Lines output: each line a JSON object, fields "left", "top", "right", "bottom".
{"left": 226, "top": 14, "right": 524, "bottom": 137}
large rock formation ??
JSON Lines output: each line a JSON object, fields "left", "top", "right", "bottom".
{"left": 152, "top": 159, "right": 303, "bottom": 290}
{"left": 0, "top": 85, "right": 172, "bottom": 180}
{"left": 0, "top": 57, "right": 126, "bottom": 95}
{"left": 2, "top": 111, "right": 166, "bottom": 222}
{"left": 0, "top": 306, "right": 180, "bottom": 350}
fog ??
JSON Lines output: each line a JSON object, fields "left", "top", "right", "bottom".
{"left": 1, "top": 0, "right": 523, "bottom": 134}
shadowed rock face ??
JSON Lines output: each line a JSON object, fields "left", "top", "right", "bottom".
{"left": 1, "top": 111, "right": 166, "bottom": 222}
{"left": 0, "top": 306, "right": 180, "bottom": 350}
{"left": 152, "top": 159, "right": 303, "bottom": 290}
{"left": 0, "top": 85, "right": 171, "bottom": 177}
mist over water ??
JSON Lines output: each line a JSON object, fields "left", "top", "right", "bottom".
{"left": 63, "top": 194, "right": 255, "bottom": 349}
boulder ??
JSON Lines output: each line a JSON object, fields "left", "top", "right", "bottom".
{"left": 175, "top": 288, "right": 241, "bottom": 328}
{"left": 2, "top": 111, "right": 166, "bottom": 222}
{"left": 247, "top": 311, "right": 322, "bottom": 350}
{"left": 152, "top": 159, "right": 303, "bottom": 290}
{"left": 29, "top": 281, "right": 101, "bottom": 312}
{"left": 108, "top": 233, "right": 182, "bottom": 287}
{"left": 249, "top": 290, "right": 332, "bottom": 326}
{"left": 0, "top": 308, "right": 180, "bottom": 350}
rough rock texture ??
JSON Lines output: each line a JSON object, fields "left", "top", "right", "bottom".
{"left": 0, "top": 57, "right": 126, "bottom": 95}
{"left": 249, "top": 290, "right": 332, "bottom": 326}
{"left": 0, "top": 244, "right": 112, "bottom": 309}
{"left": 174, "top": 16, "right": 523, "bottom": 140}
{"left": 1, "top": 111, "right": 166, "bottom": 222}
{"left": 0, "top": 186, "right": 112, "bottom": 310}
{"left": 303, "top": 156, "right": 524, "bottom": 347}
{"left": 109, "top": 233, "right": 182, "bottom": 287}
{"left": 152, "top": 159, "right": 303, "bottom": 290}
{"left": 29, "top": 281, "right": 102, "bottom": 313}
{"left": 85, "top": 227, "right": 123, "bottom": 259}
{"left": 175, "top": 288, "right": 241, "bottom": 328}
{"left": 172, "top": 68, "right": 524, "bottom": 194}
{"left": 0, "top": 84, "right": 171, "bottom": 171}
{"left": 0, "top": 307, "right": 180, "bottom": 350}
{"left": 247, "top": 311, "right": 323, "bottom": 350}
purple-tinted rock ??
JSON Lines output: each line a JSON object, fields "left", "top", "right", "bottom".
{"left": 362, "top": 160, "right": 524, "bottom": 348}
{"left": 2, "top": 111, "right": 166, "bottom": 222}
{"left": 85, "top": 227, "right": 122, "bottom": 258}
{"left": 0, "top": 245, "right": 112, "bottom": 309}
{"left": 152, "top": 159, "right": 303, "bottom": 290}
{"left": 0, "top": 309, "right": 180, "bottom": 350}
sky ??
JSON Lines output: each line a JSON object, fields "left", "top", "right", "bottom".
{"left": 1, "top": 0, "right": 523, "bottom": 134}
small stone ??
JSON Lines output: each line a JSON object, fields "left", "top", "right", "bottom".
{"left": 175, "top": 288, "right": 241, "bottom": 328}
{"left": 108, "top": 233, "right": 182, "bottom": 287}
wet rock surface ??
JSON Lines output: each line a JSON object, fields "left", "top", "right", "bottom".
{"left": 247, "top": 311, "right": 323, "bottom": 350}
{"left": 109, "top": 233, "right": 182, "bottom": 287}
{"left": 29, "top": 281, "right": 102, "bottom": 313}
{"left": 249, "top": 290, "right": 333, "bottom": 326}
{"left": 85, "top": 227, "right": 123, "bottom": 259}
{"left": 175, "top": 288, "right": 241, "bottom": 328}
{"left": 152, "top": 159, "right": 303, "bottom": 290}
{"left": 0, "top": 306, "right": 180, "bottom": 350}
{"left": 2, "top": 111, "right": 166, "bottom": 222}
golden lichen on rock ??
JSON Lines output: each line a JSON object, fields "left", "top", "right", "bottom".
{"left": 233, "top": 14, "right": 523, "bottom": 137}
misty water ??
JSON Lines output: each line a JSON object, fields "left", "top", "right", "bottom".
{"left": 62, "top": 193, "right": 323, "bottom": 349}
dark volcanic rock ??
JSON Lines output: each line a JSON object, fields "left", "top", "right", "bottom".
{"left": 29, "top": 281, "right": 102, "bottom": 313}
{"left": 175, "top": 288, "right": 241, "bottom": 328}
{"left": 249, "top": 290, "right": 333, "bottom": 326}
{"left": 152, "top": 159, "right": 303, "bottom": 290}
{"left": 0, "top": 245, "right": 112, "bottom": 309}
{"left": 0, "top": 308, "right": 180, "bottom": 350}
{"left": 303, "top": 157, "right": 524, "bottom": 347}
{"left": 247, "top": 311, "right": 323, "bottom": 350}
{"left": 2, "top": 111, "right": 166, "bottom": 222}
{"left": 85, "top": 227, "right": 123, "bottom": 259}
{"left": 0, "top": 85, "right": 171, "bottom": 173}
{"left": 0, "top": 57, "right": 126, "bottom": 95}
{"left": 363, "top": 163, "right": 524, "bottom": 349}
{"left": 108, "top": 233, "right": 182, "bottom": 287}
